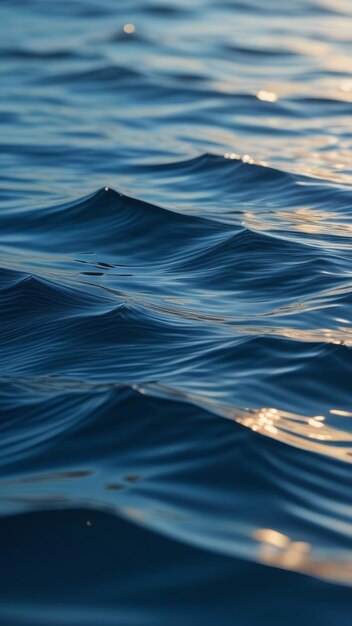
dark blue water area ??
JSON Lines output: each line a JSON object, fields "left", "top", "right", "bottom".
{"left": 1, "top": 0, "right": 352, "bottom": 624}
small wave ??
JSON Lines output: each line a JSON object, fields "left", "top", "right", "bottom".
{"left": 0, "top": 381, "right": 351, "bottom": 587}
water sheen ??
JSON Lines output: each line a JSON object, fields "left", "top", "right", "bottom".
{"left": 1, "top": 1, "right": 352, "bottom": 624}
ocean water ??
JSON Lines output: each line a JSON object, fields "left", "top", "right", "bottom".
{"left": 1, "top": 0, "right": 352, "bottom": 624}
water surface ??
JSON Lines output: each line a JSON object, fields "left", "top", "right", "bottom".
{"left": 0, "top": 1, "right": 352, "bottom": 624}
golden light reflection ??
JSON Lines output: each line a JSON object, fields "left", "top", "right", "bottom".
{"left": 123, "top": 23, "right": 135, "bottom": 34}
{"left": 242, "top": 154, "right": 256, "bottom": 164}
{"left": 224, "top": 152, "right": 241, "bottom": 160}
{"left": 243, "top": 206, "right": 352, "bottom": 238}
{"left": 256, "top": 90, "right": 278, "bottom": 103}
{"left": 234, "top": 324, "right": 352, "bottom": 347}
{"left": 253, "top": 528, "right": 352, "bottom": 585}
{"left": 224, "top": 152, "right": 268, "bottom": 167}
{"left": 235, "top": 404, "right": 352, "bottom": 461}
{"left": 330, "top": 409, "right": 352, "bottom": 417}
{"left": 254, "top": 528, "right": 290, "bottom": 549}
{"left": 146, "top": 384, "right": 352, "bottom": 464}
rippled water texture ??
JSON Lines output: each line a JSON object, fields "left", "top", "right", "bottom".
{"left": 1, "top": 1, "right": 352, "bottom": 624}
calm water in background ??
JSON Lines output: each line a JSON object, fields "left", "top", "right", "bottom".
{"left": 0, "top": 1, "right": 352, "bottom": 624}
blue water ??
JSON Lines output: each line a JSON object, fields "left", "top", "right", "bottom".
{"left": 1, "top": 1, "right": 352, "bottom": 624}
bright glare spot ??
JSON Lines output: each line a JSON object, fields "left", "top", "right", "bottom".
{"left": 224, "top": 152, "right": 240, "bottom": 160}
{"left": 308, "top": 418, "right": 323, "bottom": 428}
{"left": 224, "top": 152, "right": 260, "bottom": 166}
{"left": 242, "top": 154, "right": 255, "bottom": 164}
{"left": 104, "top": 186, "right": 109, "bottom": 192}
{"left": 253, "top": 529, "right": 290, "bottom": 549}
{"left": 124, "top": 23, "right": 135, "bottom": 34}
{"left": 256, "top": 90, "right": 277, "bottom": 102}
